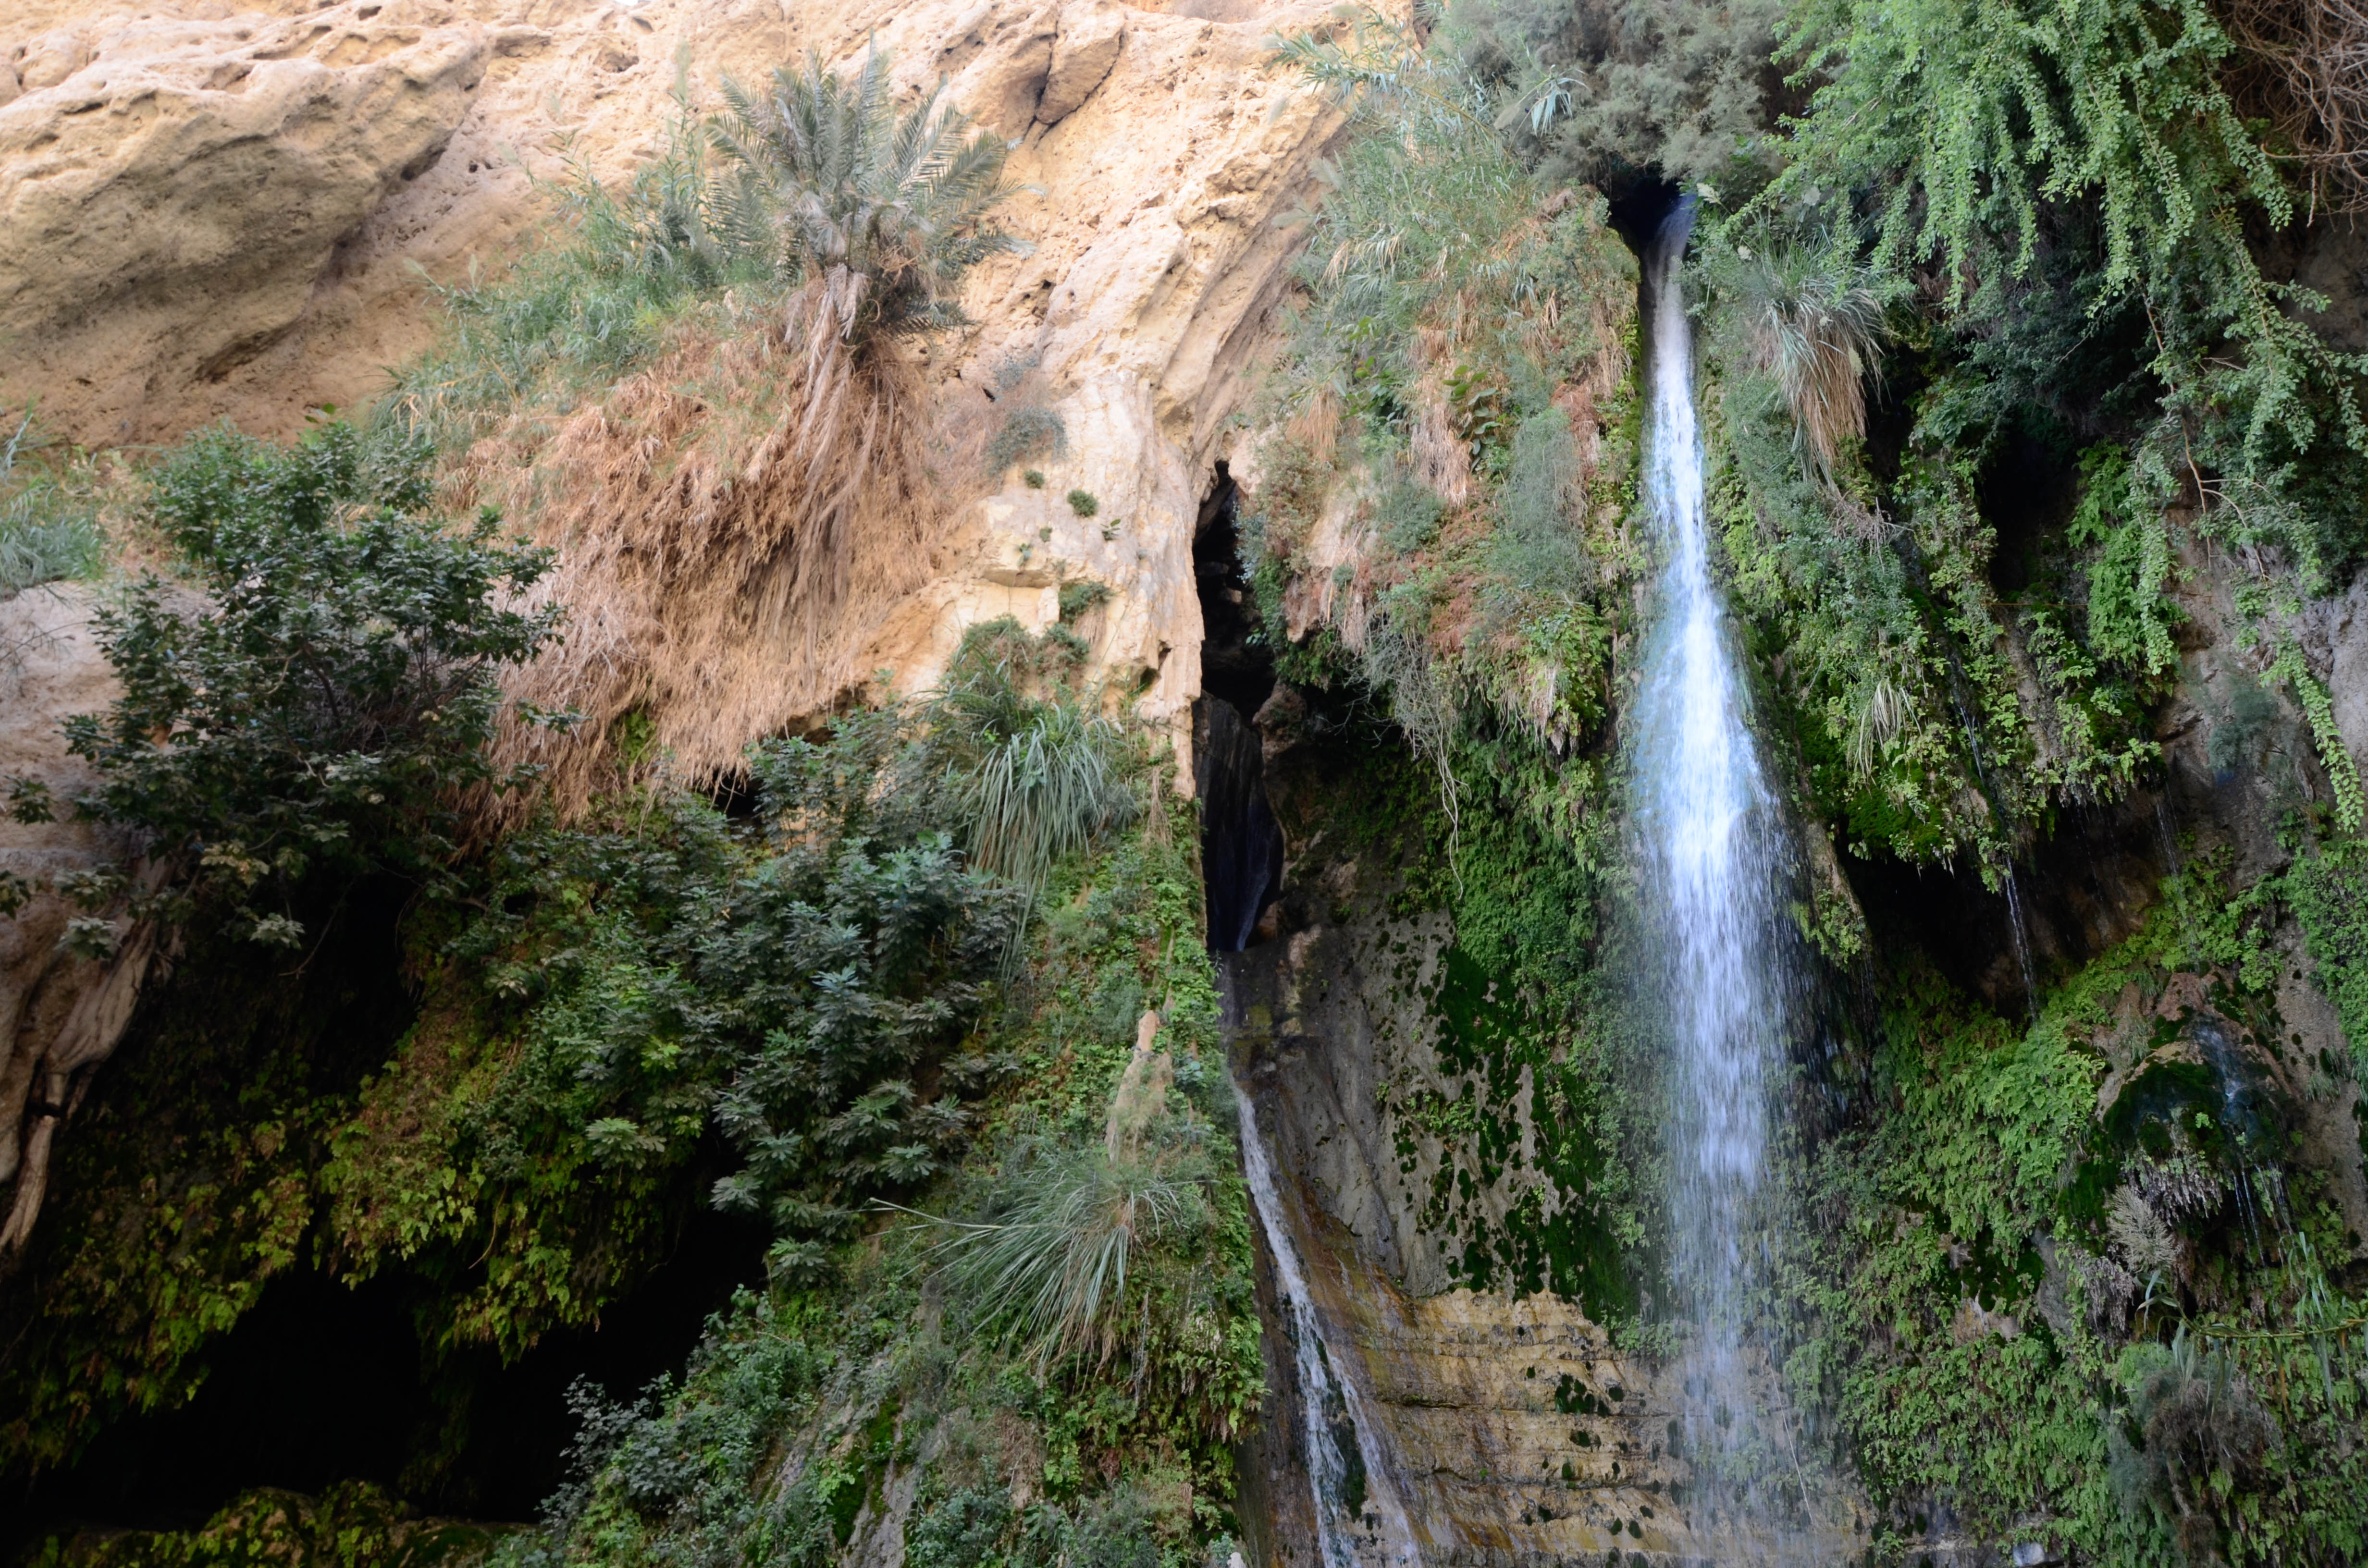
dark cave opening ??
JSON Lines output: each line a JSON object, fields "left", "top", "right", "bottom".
{"left": 1191, "top": 463, "right": 1283, "bottom": 954}
{"left": 2, "top": 880, "right": 768, "bottom": 1555}
{"left": 1604, "top": 177, "right": 1684, "bottom": 257}
{"left": 6, "top": 1199, "right": 765, "bottom": 1552}
{"left": 1839, "top": 791, "right": 2174, "bottom": 1012}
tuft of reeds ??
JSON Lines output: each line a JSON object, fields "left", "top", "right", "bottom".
{"left": 1730, "top": 247, "right": 1886, "bottom": 487}
{"left": 0, "top": 411, "right": 106, "bottom": 600}
{"left": 924, "top": 632, "right": 1137, "bottom": 949}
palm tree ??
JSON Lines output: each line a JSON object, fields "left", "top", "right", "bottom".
{"left": 1730, "top": 246, "right": 1886, "bottom": 487}
{"left": 695, "top": 49, "right": 1026, "bottom": 631}
{"left": 713, "top": 48, "right": 1024, "bottom": 364}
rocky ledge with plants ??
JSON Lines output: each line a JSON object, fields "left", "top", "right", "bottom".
{"left": 3, "top": 0, "right": 2368, "bottom": 1565}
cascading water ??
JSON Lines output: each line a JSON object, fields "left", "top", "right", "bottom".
{"left": 1233, "top": 1090, "right": 1421, "bottom": 1566}
{"left": 1627, "top": 197, "right": 1808, "bottom": 1553}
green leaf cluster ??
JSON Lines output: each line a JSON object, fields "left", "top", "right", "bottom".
{"left": 51, "top": 422, "right": 557, "bottom": 947}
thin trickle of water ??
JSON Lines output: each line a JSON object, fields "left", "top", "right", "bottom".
{"left": 1999, "top": 870, "right": 2041, "bottom": 1021}
{"left": 1627, "top": 198, "right": 1804, "bottom": 1549}
{"left": 2154, "top": 796, "right": 2293, "bottom": 1252}
{"left": 1233, "top": 1085, "right": 1420, "bottom": 1566}
{"left": 1935, "top": 687, "right": 2040, "bottom": 1018}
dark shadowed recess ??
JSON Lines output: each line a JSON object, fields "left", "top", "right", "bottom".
{"left": 1841, "top": 787, "right": 2174, "bottom": 1010}
{"left": 1, "top": 882, "right": 767, "bottom": 1557}
{"left": 6, "top": 1210, "right": 765, "bottom": 1554}
{"left": 1192, "top": 463, "right": 1283, "bottom": 953}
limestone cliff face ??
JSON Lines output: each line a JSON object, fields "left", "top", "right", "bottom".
{"left": 0, "top": 0, "right": 1346, "bottom": 756}
{"left": 0, "top": 587, "right": 163, "bottom": 1258}
{"left": 0, "top": 0, "right": 1346, "bottom": 1264}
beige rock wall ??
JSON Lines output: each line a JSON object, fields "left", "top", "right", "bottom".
{"left": 0, "top": 586, "right": 166, "bottom": 1260}
{"left": 1, "top": 0, "right": 1348, "bottom": 745}
{"left": 0, "top": 0, "right": 1349, "bottom": 1261}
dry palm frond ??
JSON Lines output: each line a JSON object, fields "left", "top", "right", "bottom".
{"left": 1285, "top": 379, "right": 1344, "bottom": 465}
{"left": 1409, "top": 378, "right": 1476, "bottom": 505}
{"left": 1847, "top": 672, "right": 1909, "bottom": 776}
{"left": 467, "top": 324, "right": 937, "bottom": 817}
{"left": 463, "top": 48, "right": 1023, "bottom": 821}
{"left": 1733, "top": 248, "right": 1886, "bottom": 485}
{"left": 2220, "top": 0, "right": 2368, "bottom": 217}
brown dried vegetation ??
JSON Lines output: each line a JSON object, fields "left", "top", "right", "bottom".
{"left": 2220, "top": 0, "right": 2368, "bottom": 217}
{"left": 450, "top": 321, "right": 940, "bottom": 820}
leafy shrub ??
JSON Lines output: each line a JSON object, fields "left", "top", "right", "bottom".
{"left": 1056, "top": 579, "right": 1111, "bottom": 624}
{"left": 1375, "top": 476, "right": 1443, "bottom": 554}
{"left": 2067, "top": 444, "right": 2180, "bottom": 677}
{"left": 987, "top": 407, "right": 1069, "bottom": 476}
{"left": 1065, "top": 489, "right": 1099, "bottom": 518}
{"left": 24, "top": 1480, "right": 505, "bottom": 1568}
{"left": 46, "top": 423, "right": 556, "bottom": 945}
{"left": 1768, "top": 0, "right": 2368, "bottom": 585}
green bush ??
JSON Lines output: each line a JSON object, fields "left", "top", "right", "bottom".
{"left": 38, "top": 423, "right": 556, "bottom": 946}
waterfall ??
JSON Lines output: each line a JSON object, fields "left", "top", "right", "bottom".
{"left": 1627, "top": 197, "right": 1804, "bottom": 1549}
{"left": 1233, "top": 1086, "right": 1420, "bottom": 1566}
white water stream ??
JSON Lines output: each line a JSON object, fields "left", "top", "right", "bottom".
{"left": 1234, "top": 1088, "right": 1420, "bottom": 1566}
{"left": 1628, "top": 198, "right": 1801, "bottom": 1547}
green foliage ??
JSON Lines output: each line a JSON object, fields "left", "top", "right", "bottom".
{"left": 0, "top": 900, "right": 414, "bottom": 1475}
{"left": 1767, "top": 0, "right": 2368, "bottom": 584}
{"left": 382, "top": 92, "right": 776, "bottom": 447}
{"left": 2067, "top": 444, "right": 2180, "bottom": 677}
{"left": 928, "top": 628, "right": 1137, "bottom": 911}
{"left": 2271, "top": 649, "right": 2368, "bottom": 833}
{"left": 1449, "top": 0, "right": 1789, "bottom": 187}
{"left": 987, "top": 407, "right": 1068, "bottom": 476}
{"left": 384, "top": 49, "right": 1020, "bottom": 449}
{"left": 492, "top": 791, "right": 1257, "bottom": 1568}
{"left": 48, "top": 423, "right": 556, "bottom": 947}
{"left": 1259, "top": 12, "right": 1640, "bottom": 758}
{"left": 1698, "top": 313, "right": 2162, "bottom": 870}
{"left": 914, "top": 1127, "right": 1212, "bottom": 1370}
{"left": 1724, "top": 244, "right": 1889, "bottom": 483}
{"left": 26, "top": 1481, "right": 505, "bottom": 1568}
{"left": 2284, "top": 837, "right": 2368, "bottom": 1072}
{"left": 1798, "top": 854, "right": 2368, "bottom": 1563}
{"left": 1064, "top": 489, "right": 1098, "bottom": 518}
{"left": 710, "top": 49, "right": 1024, "bottom": 347}
{"left": 0, "top": 411, "right": 106, "bottom": 599}
{"left": 324, "top": 742, "right": 1016, "bottom": 1356}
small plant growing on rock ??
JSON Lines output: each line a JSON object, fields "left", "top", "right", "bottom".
{"left": 1023, "top": 469, "right": 1047, "bottom": 489}
{"left": 1066, "top": 489, "right": 1099, "bottom": 517}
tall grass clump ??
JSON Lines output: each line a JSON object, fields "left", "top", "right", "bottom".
{"left": 383, "top": 92, "right": 776, "bottom": 449}
{"left": 924, "top": 622, "right": 1137, "bottom": 944}
{"left": 396, "top": 49, "right": 1023, "bottom": 820}
{"left": 920, "top": 1135, "right": 1212, "bottom": 1368}
{"left": 1724, "top": 246, "right": 1887, "bottom": 487}
{"left": 0, "top": 412, "right": 106, "bottom": 600}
